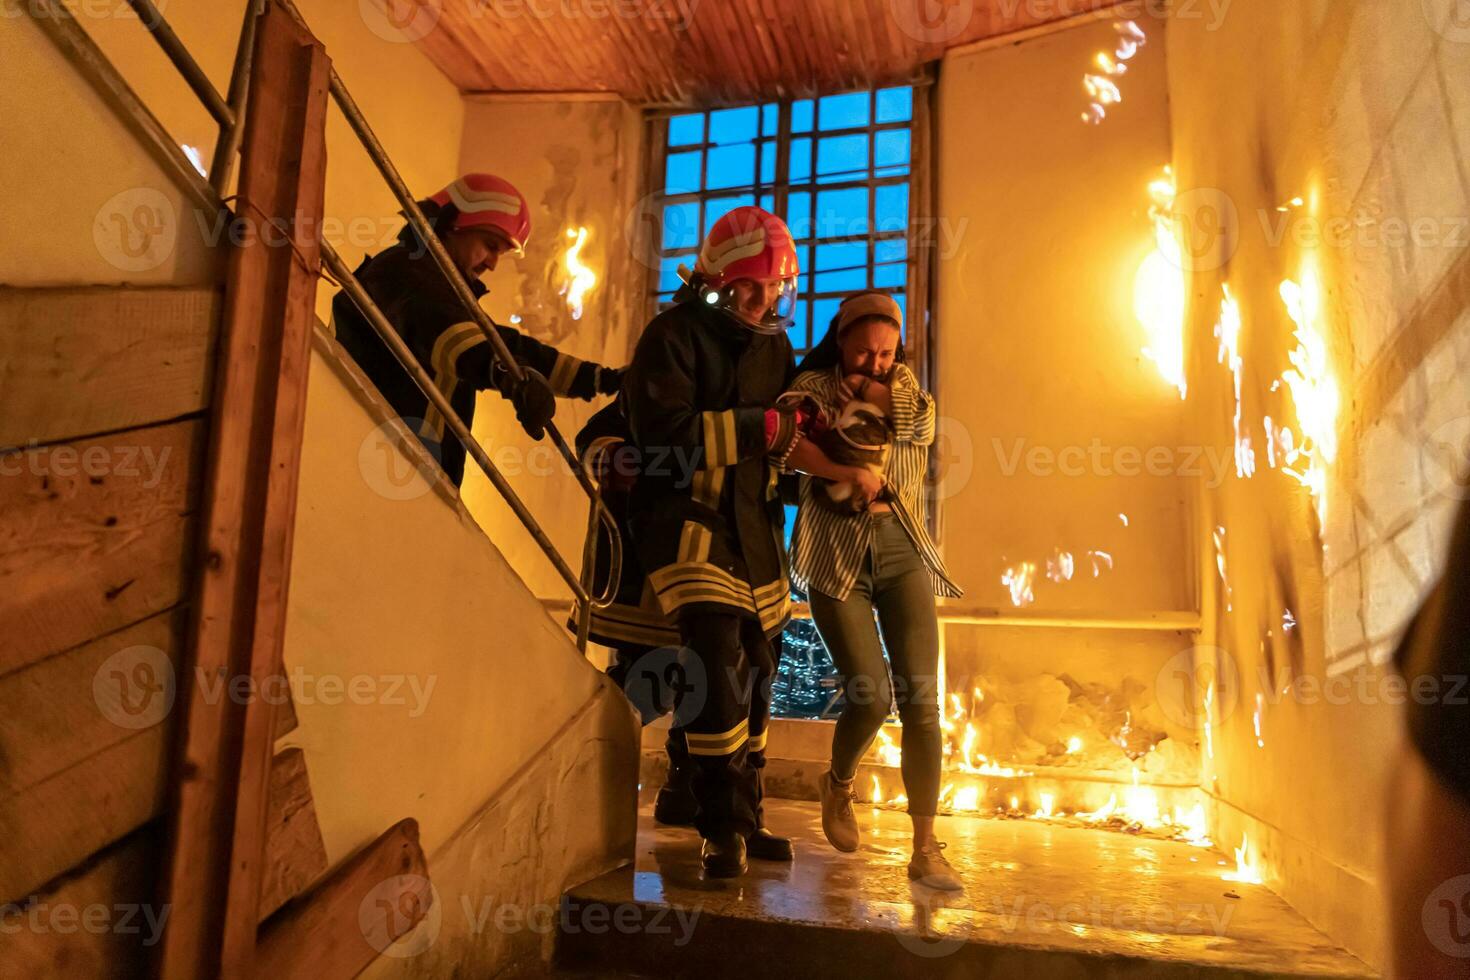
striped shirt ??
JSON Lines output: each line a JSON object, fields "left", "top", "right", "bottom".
{"left": 781, "top": 364, "right": 963, "bottom": 602}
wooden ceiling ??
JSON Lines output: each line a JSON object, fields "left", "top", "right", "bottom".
{"left": 400, "top": 0, "right": 1130, "bottom": 105}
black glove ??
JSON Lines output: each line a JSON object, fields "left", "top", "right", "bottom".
{"left": 510, "top": 368, "right": 556, "bottom": 440}
{"left": 596, "top": 365, "right": 626, "bottom": 396}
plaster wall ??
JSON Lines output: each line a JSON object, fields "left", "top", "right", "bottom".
{"left": 931, "top": 18, "right": 1197, "bottom": 782}
{"left": 455, "top": 97, "right": 646, "bottom": 600}
{"left": 0, "top": 0, "right": 464, "bottom": 320}
{"left": 1167, "top": 0, "right": 1470, "bottom": 965}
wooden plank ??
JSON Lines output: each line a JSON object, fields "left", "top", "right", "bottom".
{"left": 0, "top": 608, "right": 184, "bottom": 798}
{"left": 1, "top": 825, "right": 164, "bottom": 979}
{"left": 0, "top": 725, "right": 170, "bottom": 906}
{"left": 253, "top": 819, "right": 430, "bottom": 980}
{"left": 0, "top": 419, "right": 205, "bottom": 679}
{"left": 0, "top": 286, "right": 220, "bottom": 450}
{"left": 159, "top": 6, "right": 330, "bottom": 976}
{"left": 256, "top": 749, "right": 328, "bottom": 923}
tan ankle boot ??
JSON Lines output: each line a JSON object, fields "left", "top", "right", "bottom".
{"left": 818, "top": 771, "right": 860, "bottom": 852}
{"left": 908, "top": 840, "right": 963, "bottom": 891}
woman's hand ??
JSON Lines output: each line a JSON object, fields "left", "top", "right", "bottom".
{"left": 840, "top": 373, "right": 893, "bottom": 413}
{"left": 844, "top": 466, "right": 886, "bottom": 509}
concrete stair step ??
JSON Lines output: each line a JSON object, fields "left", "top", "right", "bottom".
{"left": 554, "top": 800, "right": 1376, "bottom": 980}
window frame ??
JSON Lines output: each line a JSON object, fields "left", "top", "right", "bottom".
{"left": 640, "top": 82, "right": 935, "bottom": 373}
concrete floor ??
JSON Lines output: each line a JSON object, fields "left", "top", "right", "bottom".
{"left": 557, "top": 800, "right": 1376, "bottom": 979}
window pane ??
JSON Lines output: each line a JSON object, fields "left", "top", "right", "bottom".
{"left": 791, "top": 300, "right": 809, "bottom": 350}
{"left": 873, "top": 261, "right": 906, "bottom": 289}
{"left": 813, "top": 297, "right": 843, "bottom": 335}
{"left": 789, "top": 137, "right": 812, "bottom": 183}
{"left": 760, "top": 192, "right": 775, "bottom": 213}
{"left": 874, "top": 237, "right": 908, "bottom": 264}
{"left": 876, "top": 86, "right": 913, "bottom": 123}
{"left": 658, "top": 255, "right": 687, "bottom": 293}
{"left": 875, "top": 183, "right": 909, "bottom": 233}
{"left": 762, "top": 102, "right": 779, "bottom": 137}
{"left": 875, "top": 129, "right": 910, "bottom": 170}
{"left": 815, "top": 240, "right": 867, "bottom": 272}
{"left": 706, "top": 143, "right": 756, "bottom": 190}
{"left": 703, "top": 194, "right": 756, "bottom": 234}
{"left": 786, "top": 192, "right": 812, "bottom": 239}
{"left": 665, "top": 150, "right": 702, "bottom": 195}
{"left": 794, "top": 245, "right": 812, "bottom": 281}
{"left": 816, "top": 134, "right": 869, "bottom": 181}
{"left": 815, "top": 187, "right": 869, "bottom": 239}
{"left": 815, "top": 267, "right": 869, "bottom": 293}
{"left": 818, "top": 91, "right": 869, "bottom": 130}
{"left": 662, "top": 202, "right": 700, "bottom": 251}
{"left": 792, "top": 99, "right": 814, "bottom": 133}
{"left": 760, "top": 141, "right": 777, "bottom": 185}
{"left": 668, "top": 113, "right": 704, "bottom": 146}
{"left": 709, "top": 105, "right": 759, "bottom": 145}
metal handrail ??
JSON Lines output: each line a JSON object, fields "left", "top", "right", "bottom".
{"left": 26, "top": 0, "right": 621, "bottom": 650}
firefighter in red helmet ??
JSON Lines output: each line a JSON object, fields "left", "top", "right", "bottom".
{"left": 623, "top": 206, "right": 873, "bottom": 877}
{"left": 332, "top": 173, "right": 625, "bottom": 486}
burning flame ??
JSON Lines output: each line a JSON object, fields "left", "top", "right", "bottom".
{"left": 1215, "top": 286, "right": 1255, "bottom": 478}
{"left": 1066, "top": 736, "right": 1083, "bottom": 754}
{"left": 561, "top": 226, "right": 597, "bottom": 320}
{"left": 1045, "top": 550, "right": 1075, "bottom": 583}
{"left": 1134, "top": 168, "right": 1188, "bottom": 399}
{"left": 1081, "top": 20, "right": 1146, "bottom": 124}
{"left": 1082, "top": 795, "right": 1117, "bottom": 821}
{"left": 1037, "top": 793, "right": 1056, "bottom": 818}
{"left": 954, "top": 786, "right": 981, "bottom": 812}
{"left": 870, "top": 775, "right": 883, "bottom": 804}
{"left": 1213, "top": 525, "right": 1231, "bottom": 612}
{"left": 1122, "top": 768, "right": 1161, "bottom": 826}
{"left": 1223, "top": 835, "right": 1264, "bottom": 884}
{"left": 1253, "top": 692, "right": 1265, "bottom": 748}
{"left": 1002, "top": 561, "right": 1037, "bottom": 607}
{"left": 1279, "top": 269, "right": 1339, "bottom": 522}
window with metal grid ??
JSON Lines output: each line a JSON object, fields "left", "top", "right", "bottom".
{"left": 651, "top": 86, "right": 916, "bottom": 355}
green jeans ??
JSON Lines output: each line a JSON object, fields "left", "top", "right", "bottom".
{"left": 809, "top": 514, "right": 942, "bottom": 817}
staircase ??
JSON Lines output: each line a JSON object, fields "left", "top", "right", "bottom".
{"left": 552, "top": 799, "right": 1376, "bottom": 980}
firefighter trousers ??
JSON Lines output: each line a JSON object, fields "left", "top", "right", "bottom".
{"left": 676, "top": 611, "right": 780, "bottom": 838}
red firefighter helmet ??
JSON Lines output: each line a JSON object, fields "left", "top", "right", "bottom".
{"left": 690, "top": 206, "right": 800, "bottom": 333}
{"left": 428, "top": 173, "right": 532, "bottom": 254}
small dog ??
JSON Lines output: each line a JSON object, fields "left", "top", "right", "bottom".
{"left": 810, "top": 399, "right": 892, "bottom": 514}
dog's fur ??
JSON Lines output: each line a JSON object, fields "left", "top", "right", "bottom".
{"left": 810, "top": 399, "right": 892, "bottom": 514}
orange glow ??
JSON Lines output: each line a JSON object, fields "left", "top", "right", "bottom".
{"left": 1223, "top": 835, "right": 1265, "bottom": 884}
{"left": 561, "top": 226, "right": 597, "bottom": 320}
{"left": 1279, "top": 268, "right": 1340, "bottom": 522}
{"left": 1134, "top": 168, "right": 1188, "bottom": 399}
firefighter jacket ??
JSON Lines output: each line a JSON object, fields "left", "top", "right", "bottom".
{"left": 568, "top": 400, "right": 681, "bottom": 649}
{"left": 331, "top": 226, "right": 616, "bottom": 486}
{"left": 624, "top": 298, "right": 801, "bottom": 639}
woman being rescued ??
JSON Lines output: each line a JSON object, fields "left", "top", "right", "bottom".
{"left": 777, "top": 290, "right": 965, "bottom": 891}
